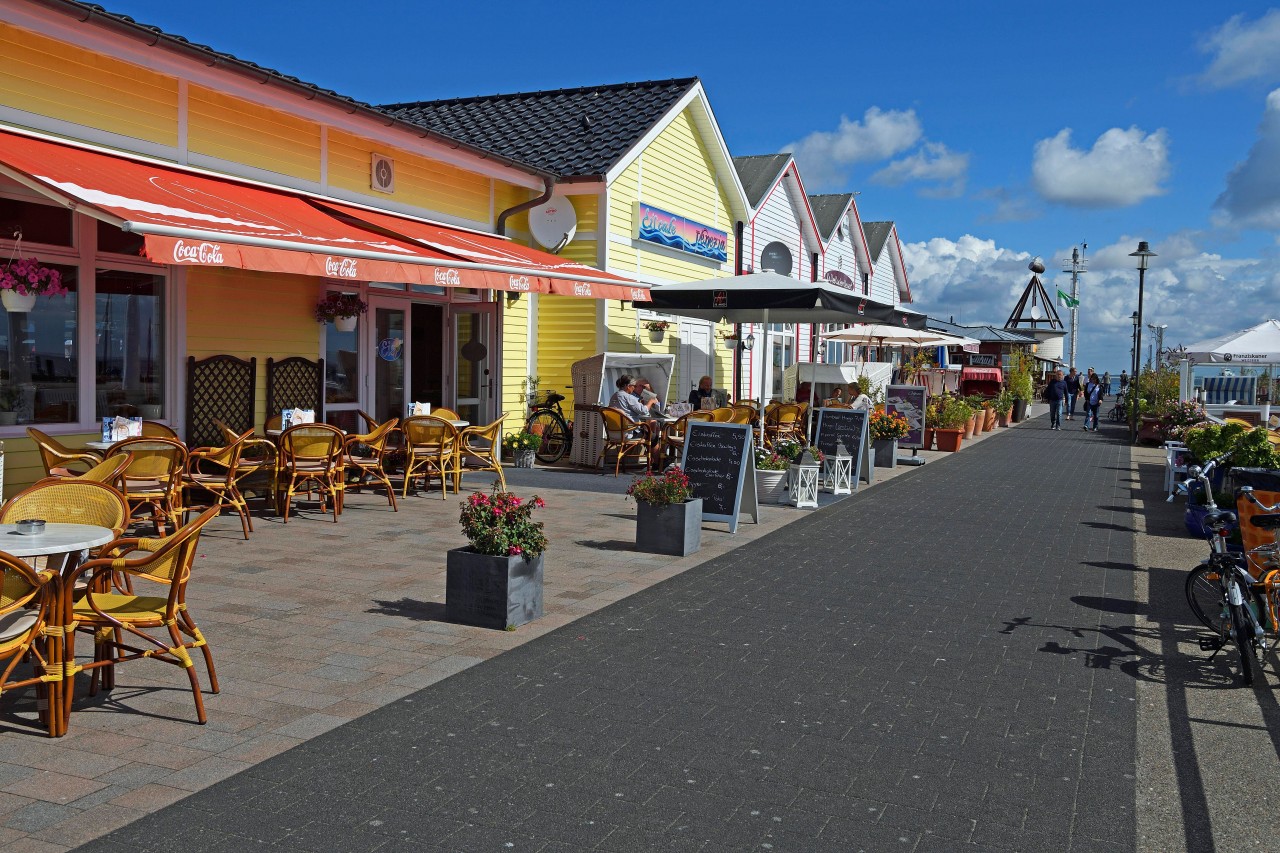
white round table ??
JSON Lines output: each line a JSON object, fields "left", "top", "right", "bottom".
{"left": 0, "top": 523, "right": 115, "bottom": 559}
{"left": 84, "top": 441, "right": 114, "bottom": 452}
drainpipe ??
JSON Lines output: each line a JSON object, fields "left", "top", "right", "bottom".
{"left": 495, "top": 177, "right": 556, "bottom": 236}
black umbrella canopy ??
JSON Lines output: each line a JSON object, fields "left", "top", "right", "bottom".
{"left": 633, "top": 271, "right": 925, "bottom": 328}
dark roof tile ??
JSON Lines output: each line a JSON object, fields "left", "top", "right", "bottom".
{"left": 808, "top": 194, "right": 854, "bottom": 242}
{"left": 862, "top": 221, "right": 895, "bottom": 263}
{"left": 732, "top": 154, "right": 790, "bottom": 208}
{"left": 379, "top": 79, "right": 699, "bottom": 177}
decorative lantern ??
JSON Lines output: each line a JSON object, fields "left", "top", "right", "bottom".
{"left": 789, "top": 447, "right": 821, "bottom": 509}
{"left": 823, "top": 439, "right": 853, "bottom": 495}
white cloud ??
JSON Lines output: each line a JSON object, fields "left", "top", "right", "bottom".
{"left": 1215, "top": 88, "right": 1280, "bottom": 228}
{"left": 781, "top": 108, "right": 922, "bottom": 189}
{"left": 977, "top": 187, "right": 1042, "bottom": 223}
{"left": 902, "top": 231, "right": 1280, "bottom": 373}
{"left": 1198, "top": 10, "right": 1280, "bottom": 89}
{"left": 870, "top": 142, "right": 970, "bottom": 198}
{"left": 1031, "top": 127, "right": 1170, "bottom": 208}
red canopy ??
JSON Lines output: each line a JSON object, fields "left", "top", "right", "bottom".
{"left": 961, "top": 366, "right": 1003, "bottom": 382}
{"left": 0, "top": 128, "right": 644, "bottom": 300}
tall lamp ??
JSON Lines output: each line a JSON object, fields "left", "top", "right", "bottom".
{"left": 1129, "top": 240, "right": 1157, "bottom": 442}
{"left": 1130, "top": 311, "right": 1140, "bottom": 441}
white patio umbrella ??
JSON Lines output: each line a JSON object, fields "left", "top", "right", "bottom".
{"left": 1185, "top": 319, "right": 1280, "bottom": 364}
{"left": 820, "top": 324, "right": 979, "bottom": 349}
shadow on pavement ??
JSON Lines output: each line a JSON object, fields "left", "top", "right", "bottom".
{"left": 367, "top": 598, "right": 447, "bottom": 622}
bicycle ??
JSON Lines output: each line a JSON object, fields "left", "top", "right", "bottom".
{"left": 1182, "top": 456, "right": 1280, "bottom": 686}
{"left": 524, "top": 390, "right": 573, "bottom": 464}
{"left": 1107, "top": 395, "right": 1127, "bottom": 423}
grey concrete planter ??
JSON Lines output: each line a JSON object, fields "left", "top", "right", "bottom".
{"left": 872, "top": 438, "right": 898, "bottom": 468}
{"left": 445, "top": 547, "right": 544, "bottom": 630}
{"left": 513, "top": 449, "right": 536, "bottom": 468}
{"left": 636, "top": 498, "right": 702, "bottom": 556}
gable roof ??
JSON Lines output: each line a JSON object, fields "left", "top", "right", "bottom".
{"left": 732, "top": 154, "right": 791, "bottom": 209}
{"left": 808, "top": 193, "right": 855, "bottom": 242}
{"left": 379, "top": 78, "right": 699, "bottom": 179}
{"left": 928, "top": 318, "right": 1037, "bottom": 344}
{"left": 863, "top": 221, "right": 895, "bottom": 263}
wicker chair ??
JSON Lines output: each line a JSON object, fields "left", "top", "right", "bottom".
{"left": 2, "top": 480, "right": 129, "bottom": 542}
{"left": 0, "top": 555, "right": 59, "bottom": 737}
{"left": 599, "top": 407, "right": 651, "bottom": 477}
{"left": 183, "top": 430, "right": 253, "bottom": 539}
{"left": 59, "top": 454, "right": 132, "bottom": 491}
{"left": 402, "top": 416, "right": 460, "bottom": 499}
{"left": 456, "top": 414, "right": 508, "bottom": 492}
{"left": 662, "top": 410, "right": 713, "bottom": 465}
{"left": 27, "top": 428, "right": 102, "bottom": 479}
{"left": 276, "top": 424, "right": 346, "bottom": 522}
{"left": 343, "top": 417, "right": 399, "bottom": 511}
{"left": 107, "top": 438, "right": 188, "bottom": 535}
{"left": 140, "top": 421, "right": 179, "bottom": 439}
{"left": 765, "top": 404, "right": 805, "bottom": 447}
{"left": 430, "top": 408, "right": 460, "bottom": 421}
{"left": 213, "top": 418, "right": 277, "bottom": 504}
{"left": 62, "top": 506, "right": 221, "bottom": 730}
{"left": 709, "top": 407, "right": 736, "bottom": 423}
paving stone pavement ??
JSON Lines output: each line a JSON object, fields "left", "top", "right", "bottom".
{"left": 63, "top": 414, "right": 1139, "bottom": 853}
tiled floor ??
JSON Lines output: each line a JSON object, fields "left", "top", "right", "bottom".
{"left": 0, "top": 417, "right": 1029, "bottom": 851}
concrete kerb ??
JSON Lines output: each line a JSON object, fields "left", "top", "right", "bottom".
{"left": 0, "top": 409, "right": 1034, "bottom": 851}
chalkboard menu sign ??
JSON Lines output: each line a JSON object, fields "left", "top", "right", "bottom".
{"left": 681, "top": 421, "right": 757, "bottom": 533}
{"left": 813, "top": 408, "right": 871, "bottom": 487}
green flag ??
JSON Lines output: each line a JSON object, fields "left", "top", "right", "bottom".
{"left": 1057, "top": 288, "right": 1079, "bottom": 309}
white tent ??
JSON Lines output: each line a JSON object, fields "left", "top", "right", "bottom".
{"left": 820, "top": 324, "right": 978, "bottom": 349}
{"left": 1185, "top": 319, "right": 1280, "bottom": 364}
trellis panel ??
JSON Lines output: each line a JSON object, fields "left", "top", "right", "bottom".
{"left": 186, "top": 355, "right": 256, "bottom": 448}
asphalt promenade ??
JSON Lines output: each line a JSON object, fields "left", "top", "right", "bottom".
{"left": 74, "top": 417, "right": 1139, "bottom": 853}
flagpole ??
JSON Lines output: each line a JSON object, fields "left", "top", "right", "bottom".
{"left": 1061, "top": 244, "right": 1087, "bottom": 369}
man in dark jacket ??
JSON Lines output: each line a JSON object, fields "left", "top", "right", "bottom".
{"left": 1045, "top": 369, "right": 1067, "bottom": 430}
{"left": 1064, "top": 368, "right": 1082, "bottom": 421}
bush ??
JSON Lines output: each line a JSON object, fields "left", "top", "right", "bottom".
{"left": 502, "top": 431, "right": 542, "bottom": 454}
{"left": 626, "top": 465, "right": 693, "bottom": 506}
{"left": 869, "top": 410, "right": 910, "bottom": 440}
{"left": 459, "top": 488, "right": 547, "bottom": 557}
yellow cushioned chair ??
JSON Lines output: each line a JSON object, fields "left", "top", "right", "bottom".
{"left": 402, "top": 416, "right": 460, "bottom": 499}
{"left": 27, "top": 428, "right": 102, "bottom": 479}
{"left": 0, "top": 555, "right": 59, "bottom": 737}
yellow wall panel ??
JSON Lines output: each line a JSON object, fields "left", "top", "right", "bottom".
{"left": 559, "top": 239, "right": 598, "bottom": 267}
{"left": 186, "top": 268, "right": 319, "bottom": 427}
{"left": 188, "top": 85, "right": 320, "bottom": 181}
{"left": 536, "top": 296, "right": 597, "bottom": 414}
{"left": 3, "top": 433, "right": 98, "bottom": 499}
{"left": 327, "top": 128, "right": 492, "bottom": 223}
{"left": 500, "top": 296, "right": 530, "bottom": 430}
{"left": 0, "top": 22, "right": 178, "bottom": 146}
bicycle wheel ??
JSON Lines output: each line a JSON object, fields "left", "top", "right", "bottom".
{"left": 526, "top": 411, "right": 568, "bottom": 464}
{"left": 1229, "top": 597, "right": 1257, "bottom": 687}
{"left": 1186, "top": 565, "right": 1227, "bottom": 633}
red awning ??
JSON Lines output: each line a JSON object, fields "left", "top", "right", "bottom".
{"left": 961, "top": 366, "right": 1003, "bottom": 382}
{"left": 0, "top": 128, "right": 644, "bottom": 299}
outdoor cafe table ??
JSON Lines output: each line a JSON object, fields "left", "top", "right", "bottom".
{"left": 0, "top": 522, "right": 115, "bottom": 737}
{"left": 266, "top": 420, "right": 470, "bottom": 437}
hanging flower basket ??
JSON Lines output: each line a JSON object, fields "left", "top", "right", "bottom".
{"left": 0, "top": 256, "right": 66, "bottom": 313}
{"left": 315, "top": 293, "right": 368, "bottom": 326}
{"left": 723, "top": 337, "right": 740, "bottom": 351}
{"left": 334, "top": 315, "right": 358, "bottom": 332}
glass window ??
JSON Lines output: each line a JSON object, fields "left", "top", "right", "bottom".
{"left": 0, "top": 263, "right": 78, "bottom": 425}
{"left": 325, "top": 321, "right": 360, "bottom": 405}
{"left": 97, "top": 220, "right": 146, "bottom": 257}
{"left": 95, "top": 269, "right": 165, "bottom": 419}
{"left": 0, "top": 197, "right": 73, "bottom": 247}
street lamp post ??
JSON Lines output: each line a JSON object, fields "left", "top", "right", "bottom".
{"left": 1129, "top": 241, "right": 1157, "bottom": 442}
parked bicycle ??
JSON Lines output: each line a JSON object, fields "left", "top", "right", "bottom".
{"left": 1182, "top": 456, "right": 1280, "bottom": 686}
{"left": 524, "top": 390, "right": 573, "bottom": 464}
{"left": 1107, "top": 394, "right": 1127, "bottom": 423}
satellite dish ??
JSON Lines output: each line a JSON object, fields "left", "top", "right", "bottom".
{"left": 528, "top": 194, "right": 577, "bottom": 250}
{"left": 1030, "top": 303, "right": 1043, "bottom": 320}
{"left": 1028, "top": 257, "right": 1046, "bottom": 274}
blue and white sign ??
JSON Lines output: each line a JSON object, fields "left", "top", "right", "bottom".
{"left": 636, "top": 203, "right": 728, "bottom": 262}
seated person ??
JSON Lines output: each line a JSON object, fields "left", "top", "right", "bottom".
{"left": 633, "top": 377, "right": 663, "bottom": 415}
{"left": 847, "top": 382, "right": 872, "bottom": 410}
{"left": 688, "top": 375, "right": 716, "bottom": 410}
{"left": 825, "top": 387, "right": 845, "bottom": 406}
{"left": 795, "top": 382, "right": 812, "bottom": 404}
{"left": 609, "top": 374, "right": 657, "bottom": 422}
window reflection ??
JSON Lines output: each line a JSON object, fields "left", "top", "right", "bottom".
{"left": 95, "top": 269, "right": 164, "bottom": 419}
{"left": 0, "top": 263, "right": 78, "bottom": 424}
{"left": 325, "top": 322, "right": 359, "bottom": 405}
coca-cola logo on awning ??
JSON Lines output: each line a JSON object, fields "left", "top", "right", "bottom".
{"left": 324, "top": 257, "right": 359, "bottom": 278}
{"left": 573, "top": 283, "right": 593, "bottom": 297}
{"left": 629, "top": 288, "right": 648, "bottom": 301}
{"left": 172, "top": 240, "right": 225, "bottom": 265}
{"left": 433, "top": 268, "right": 462, "bottom": 287}
{"left": 508, "top": 275, "right": 531, "bottom": 292}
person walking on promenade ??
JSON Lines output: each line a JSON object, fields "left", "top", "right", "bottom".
{"left": 1119, "top": 370, "right": 1129, "bottom": 397}
{"left": 1082, "top": 371, "right": 1103, "bottom": 431}
{"left": 1046, "top": 369, "right": 1067, "bottom": 430}
{"left": 1102, "top": 370, "right": 1111, "bottom": 399}
{"left": 1064, "top": 367, "right": 1082, "bottom": 421}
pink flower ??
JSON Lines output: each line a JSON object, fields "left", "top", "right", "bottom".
{"left": 508, "top": 546, "right": 523, "bottom": 555}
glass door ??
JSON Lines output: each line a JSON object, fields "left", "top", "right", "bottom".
{"left": 367, "top": 300, "right": 407, "bottom": 425}
{"left": 450, "top": 303, "right": 496, "bottom": 427}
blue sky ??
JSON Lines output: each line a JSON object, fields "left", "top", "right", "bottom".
{"left": 106, "top": 1, "right": 1280, "bottom": 374}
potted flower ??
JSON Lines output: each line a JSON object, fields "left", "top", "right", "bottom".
{"left": 502, "top": 431, "right": 542, "bottom": 468}
{"left": 964, "top": 395, "right": 986, "bottom": 436}
{"left": 721, "top": 331, "right": 740, "bottom": 351}
{"left": 626, "top": 465, "right": 702, "bottom": 556}
{"left": 868, "top": 409, "right": 909, "bottom": 468}
{"left": 994, "top": 389, "right": 1014, "bottom": 427}
{"left": 0, "top": 257, "right": 66, "bottom": 313}
{"left": 445, "top": 487, "right": 547, "bottom": 630}
{"left": 924, "top": 399, "right": 940, "bottom": 450}
{"left": 1007, "top": 351, "right": 1034, "bottom": 422}
{"left": 644, "top": 319, "right": 671, "bottom": 344}
{"left": 934, "top": 396, "right": 971, "bottom": 452}
{"left": 314, "top": 292, "right": 368, "bottom": 332}
{"left": 754, "top": 446, "right": 791, "bottom": 503}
